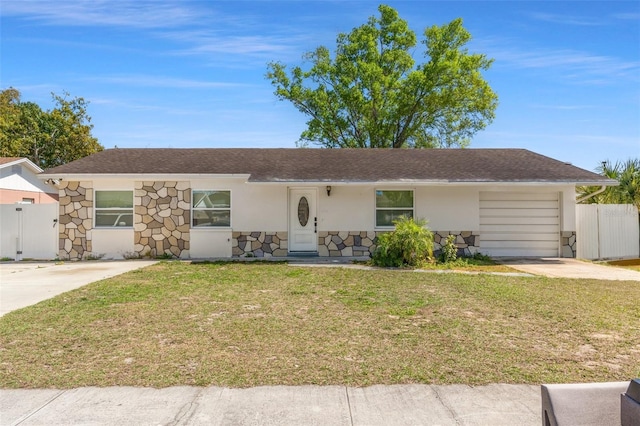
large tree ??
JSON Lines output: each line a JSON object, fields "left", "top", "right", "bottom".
{"left": 266, "top": 4, "right": 498, "bottom": 149}
{"left": 578, "top": 159, "right": 640, "bottom": 209}
{"left": 0, "top": 88, "right": 103, "bottom": 169}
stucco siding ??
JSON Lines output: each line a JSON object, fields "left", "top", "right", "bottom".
{"left": 92, "top": 229, "right": 135, "bottom": 259}
{"left": 318, "top": 185, "right": 373, "bottom": 231}
{"left": 415, "top": 186, "right": 479, "bottom": 231}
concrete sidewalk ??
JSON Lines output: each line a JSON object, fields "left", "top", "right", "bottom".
{"left": 1, "top": 384, "right": 541, "bottom": 426}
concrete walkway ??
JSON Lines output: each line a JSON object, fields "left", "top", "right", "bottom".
{"left": 1, "top": 384, "right": 541, "bottom": 426}
{"left": 0, "top": 260, "right": 158, "bottom": 316}
{"left": 497, "top": 257, "right": 640, "bottom": 281}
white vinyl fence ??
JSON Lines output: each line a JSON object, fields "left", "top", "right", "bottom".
{"left": 0, "top": 203, "right": 58, "bottom": 260}
{"left": 576, "top": 204, "right": 639, "bottom": 260}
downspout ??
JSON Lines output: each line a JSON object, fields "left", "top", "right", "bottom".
{"left": 576, "top": 185, "right": 607, "bottom": 204}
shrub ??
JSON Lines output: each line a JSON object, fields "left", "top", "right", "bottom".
{"left": 440, "top": 234, "right": 457, "bottom": 263}
{"left": 372, "top": 216, "right": 434, "bottom": 268}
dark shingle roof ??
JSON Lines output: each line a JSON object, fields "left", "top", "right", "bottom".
{"left": 42, "top": 148, "right": 613, "bottom": 184}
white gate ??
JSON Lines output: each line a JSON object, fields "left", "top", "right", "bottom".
{"left": 576, "top": 204, "right": 639, "bottom": 259}
{"left": 0, "top": 203, "right": 58, "bottom": 260}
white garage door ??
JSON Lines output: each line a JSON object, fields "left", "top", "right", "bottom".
{"left": 480, "top": 192, "right": 559, "bottom": 257}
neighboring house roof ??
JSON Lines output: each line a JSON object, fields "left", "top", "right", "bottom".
{"left": 0, "top": 157, "right": 44, "bottom": 174}
{"left": 0, "top": 157, "right": 58, "bottom": 196}
{"left": 41, "top": 148, "right": 614, "bottom": 185}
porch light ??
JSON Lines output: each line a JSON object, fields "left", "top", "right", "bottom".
{"left": 326, "top": 186, "right": 332, "bottom": 196}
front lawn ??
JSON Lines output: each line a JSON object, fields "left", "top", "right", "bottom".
{"left": 1, "top": 262, "right": 638, "bottom": 389}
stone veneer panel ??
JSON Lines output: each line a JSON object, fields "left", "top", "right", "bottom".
{"left": 561, "top": 231, "right": 577, "bottom": 258}
{"left": 232, "top": 230, "right": 481, "bottom": 258}
{"left": 433, "top": 231, "right": 480, "bottom": 258}
{"left": 134, "top": 181, "right": 190, "bottom": 258}
{"left": 232, "top": 232, "right": 288, "bottom": 258}
{"left": 318, "top": 231, "right": 378, "bottom": 257}
{"left": 58, "top": 181, "right": 93, "bottom": 260}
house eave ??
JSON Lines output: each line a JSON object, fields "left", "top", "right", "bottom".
{"left": 1, "top": 158, "right": 44, "bottom": 174}
{"left": 38, "top": 173, "right": 253, "bottom": 181}
{"left": 246, "top": 179, "right": 619, "bottom": 186}
{"left": 37, "top": 173, "right": 617, "bottom": 187}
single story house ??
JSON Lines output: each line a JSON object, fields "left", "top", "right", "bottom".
{"left": 40, "top": 148, "right": 614, "bottom": 260}
{"left": 0, "top": 157, "right": 58, "bottom": 204}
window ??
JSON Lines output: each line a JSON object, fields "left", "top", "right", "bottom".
{"left": 375, "top": 190, "right": 413, "bottom": 227}
{"left": 95, "top": 190, "right": 133, "bottom": 227}
{"left": 22, "top": 198, "right": 35, "bottom": 204}
{"left": 192, "top": 190, "right": 231, "bottom": 227}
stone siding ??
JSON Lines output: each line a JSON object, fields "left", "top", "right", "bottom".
{"left": 58, "top": 181, "right": 93, "bottom": 260}
{"left": 231, "top": 230, "right": 481, "bottom": 258}
{"left": 561, "top": 231, "right": 577, "bottom": 258}
{"left": 134, "top": 181, "right": 190, "bottom": 258}
{"left": 232, "top": 232, "right": 288, "bottom": 257}
{"left": 433, "top": 231, "right": 481, "bottom": 258}
{"left": 318, "top": 231, "right": 378, "bottom": 257}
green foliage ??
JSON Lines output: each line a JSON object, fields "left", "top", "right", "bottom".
{"left": 577, "top": 159, "right": 640, "bottom": 209}
{"left": 372, "top": 216, "right": 434, "bottom": 267}
{"left": 155, "top": 252, "right": 175, "bottom": 260}
{"left": 440, "top": 234, "right": 458, "bottom": 263}
{"left": 0, "top": 87, "right": 103, "bottom": 169}
{"left": 266, "top": 4, "right": 497, "bottom": 149}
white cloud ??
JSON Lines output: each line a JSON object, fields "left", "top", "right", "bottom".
{"left": 528, "top": 12, "right": 603, "bottom": 27}
{"left": 476, "top": 36, "right": 640, "bottom": 84}
{"left": 1, "top": 0, "right": 202, "bottom": 29}
{"left": 529, "top": 104, "right": 596, "bottom": 111}
{"left": 83, "top": 74, "right": 251, "bottom": 89}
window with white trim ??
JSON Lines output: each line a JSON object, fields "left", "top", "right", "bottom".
{"left": 95, "top": 190, "right": 133, "bottom": 227}
{"left": 192, "top": 190, "right": 231, "bottom": 227}
{"left": 375, "top": 190, "right": 414, "bottom": 228}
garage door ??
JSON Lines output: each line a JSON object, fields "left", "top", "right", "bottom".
{"left": 480, "top": 192, "right": 559, "bottom": 257}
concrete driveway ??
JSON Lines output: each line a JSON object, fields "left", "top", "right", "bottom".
{"left": 497, "top": 257, "right": 640, "bottom": 281}
{"left": 0, "top": 260, "right": 158, "bottom": 316}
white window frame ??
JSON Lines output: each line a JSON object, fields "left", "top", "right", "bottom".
{"left": 94, "top": 190, "right": 134, "bottom": 228}
{"left": 191, "top": 190, "right": 232, "bottom": 228}
{"left": 374, "top": 189, "right": 414, "bottom": 229}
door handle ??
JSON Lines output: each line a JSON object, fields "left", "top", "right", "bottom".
{"left": 314, "top": 217, "right": 317, "bottom": 233}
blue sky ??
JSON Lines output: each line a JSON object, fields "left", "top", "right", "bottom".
{"left": 1, "top": 0, "right": 638, "bottom": 171}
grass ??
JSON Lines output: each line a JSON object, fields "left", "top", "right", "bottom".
{"left": 1, "top": 261, "right": 639, "bottom": 389}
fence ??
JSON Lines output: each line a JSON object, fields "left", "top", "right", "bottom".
{"left": 0, "top": 203, "right": 58, "bottom": 260}
{"left": 576, "top": 204, "right": 639, "bottom": 260}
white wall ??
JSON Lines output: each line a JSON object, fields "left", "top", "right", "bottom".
{"left": 0, "top": 203, "right": 58, "bottom": 260}
{"left": 190, "top": 230, "right": 232, "bottom": 258}
{"left": 318, "top": 185, "right": 480, "bottom": 231}
{"left": 92, "top": 179, "right": 135, "bottom": 191}
{"left": 318, "top": 185, "right": 373, "bottom": 230}
{"left": 415, "top": 186, "right": 479, "bottom": 231}
{"left": 91, "top": 229, "right": 134, "bottom": 259}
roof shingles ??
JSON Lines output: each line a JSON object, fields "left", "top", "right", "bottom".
{"left": 42, "top": 148, "right": 611, "bottom": 184}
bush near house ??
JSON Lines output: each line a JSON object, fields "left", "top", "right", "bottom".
{"left": 372, "top": 217, "right": 434, "bottom": 267}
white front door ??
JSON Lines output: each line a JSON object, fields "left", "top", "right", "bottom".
{"left": 289, "top": 188, "right": 317, "bottom": 252}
